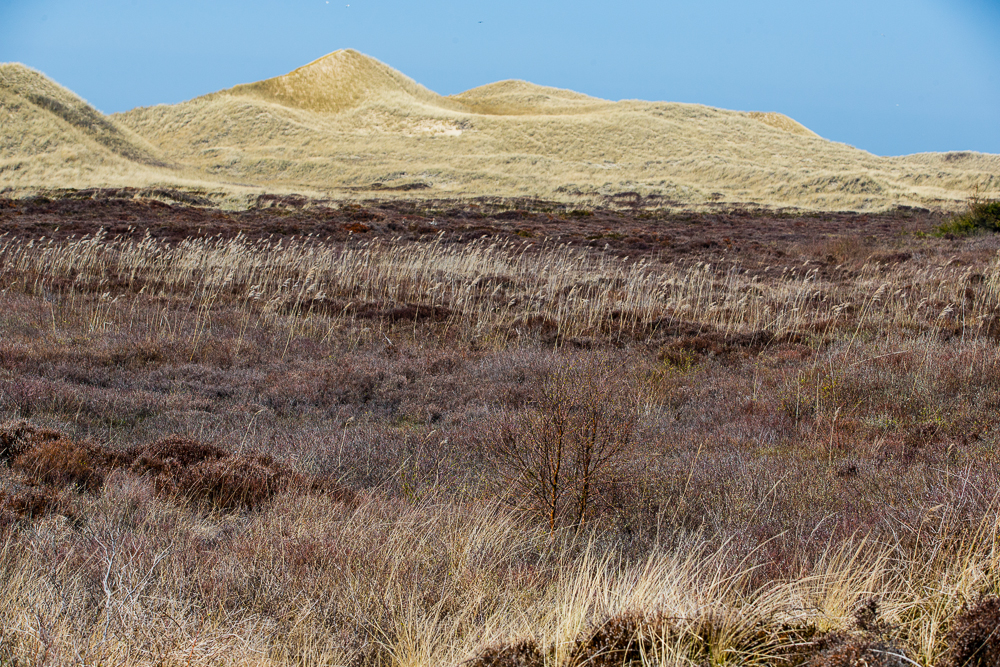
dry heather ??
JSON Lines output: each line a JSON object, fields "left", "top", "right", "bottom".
{"left": 4, "top": 51, "right": 1000, "bottom": 209}
{"left": 0, "top": 208, "right": 999, "bottom": 665}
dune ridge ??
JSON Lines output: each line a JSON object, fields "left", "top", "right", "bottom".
{"left": 208, "top": 49, "right": 459, "bottom": 115}
{"left": 0, "top": 63, "right": 226, "bottom": 194}
{"left": 3, "top": 51, "right": 999, "bottom": 210}
{"left": 0, "top": 63, "right": 166, "bottom": 166}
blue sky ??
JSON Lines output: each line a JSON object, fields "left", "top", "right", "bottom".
{"left": 2, "top": 0, "right": 998, "bottom": 156}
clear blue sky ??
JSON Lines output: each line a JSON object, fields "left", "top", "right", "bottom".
{"left": 2, "top": 0, "right": 999, "bottom": 156}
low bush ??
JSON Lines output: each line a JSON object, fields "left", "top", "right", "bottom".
{"left": 11, "top": 432, "right": 127, "bottom": 491}
{"left": 0, "top": 425, "right": 356, "bottom": 512}
{"left": 130, "top": 436, "right": 292, "bottom": 509}
{"left": 569, "top": 614, "right": 650, "bottom": 667}
{"left": 0, "top": 419, "right": 63, "bottom": 463}
{"left": 467, "top": 639, "right": 546, "bottom": 667}
{"left": 805, "top": 635, "right": 911, "bottom": 667}
{"left": 936, "top": 197, "right": 1000, "bottom": 236}
{"left": 0, "top": 479, "right": 66, "bottom": 522}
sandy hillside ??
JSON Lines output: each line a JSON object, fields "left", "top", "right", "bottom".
{"left": 3, "top": 51, "right": 998, "bottom": 210}
{"left": 113, "top": 49, "right": 1000, "bottom": 210}
{"left": 0, "top": 63, "right": 193, "bottom": 190}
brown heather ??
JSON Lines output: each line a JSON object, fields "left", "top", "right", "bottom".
{"left": 944, "top": 598, "right": 1000, "bottom": 667}
{"left": 0, "top": 206, "right": 999, "bottom": 665}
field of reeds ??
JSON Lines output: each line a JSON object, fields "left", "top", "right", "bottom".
{"left": 1, "top": 203, "right": 999, "bottom": 666}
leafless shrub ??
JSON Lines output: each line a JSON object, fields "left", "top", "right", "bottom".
{"left": 487, "top": 354, "right": 638, "bottom": 530}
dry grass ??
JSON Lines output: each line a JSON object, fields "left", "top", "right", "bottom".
{"left": 114, "top": 48, "right": 1000, "bottom": 211}
{"left": 0, "top": 63, "right": 193, "bottom": 192}
{"left": 0, "top": 64, "right": 165, "bottom": 167}
{"left": 2, "top": 228, "right": 999, "bottom": 345}
{"left": 218, "top": 48, "right": 459, "bottom": 115}
{"left": 0, "top": 487, "right": 996, "bottom": 665}
{"left": 0, "top": 218, "right": 998, "bottom": 664}
{"left": 0, "top": 64, "right": 308, "bottom": 207}
{"left": 4, "top": 51, "right": 1000, "bottom": 210}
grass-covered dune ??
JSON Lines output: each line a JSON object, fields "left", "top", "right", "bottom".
{"left": 3, "top": 50, "right": 999, "bottom": 210}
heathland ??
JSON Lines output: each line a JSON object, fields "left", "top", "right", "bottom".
{"left": 2, "top": 48, "right": 1000, "bottom": 667}
{"left": 0, "top": 193, "right": 999, "bottom": 665}
{"left": 2, "top": 49, "right": 999, "bottom": 210}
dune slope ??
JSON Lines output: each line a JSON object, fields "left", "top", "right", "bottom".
{"left": 0, "top": 63, "right": 166, "bottom": 165}
{"left": 3, "top": 52, "right": 998, "bottom": 210}
{"left": 0, "top": 63, "right": 184, "bottom": 188}
{"left": 114, "top": 50, "right": 999, "bottom": 210}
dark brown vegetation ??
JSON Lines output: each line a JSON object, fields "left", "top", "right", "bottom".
{"left": 945, "top": 598, "right": 1000, "bottom": 667}
{"left": 0, "top": 422, "right": 353, "bottom": 514}
{"left": 466, "top": 639, "right": 546, "bottom": 667}
{"left": 471, "top": 599, "right": 922, "bottom": 667}
{"left": 0, "top": 193, "right": 997, "bottom": 665}
{"left": 0, "top": 188, "right": 943, "bottom": 265}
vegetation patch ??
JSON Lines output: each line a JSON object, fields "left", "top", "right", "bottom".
{"left": 935, "top": 196, "right": 1000, "bottom": 236}
{"left": 945, "top": 597, "right": 1000, "bottom": 667}
{"left": 467, "top": 639, "right": 547, "bottom": 667}
{"left": 11, "top": 432, "right": 126, "bottom": 492}
{"left": 131, "top": 436, "right": 293, "bottom": 509}
{"left": 0, "top": 204, "right": 998, "bottom": 665}
{"left": 0, "top": 423, "right": 353, "bottom": 513}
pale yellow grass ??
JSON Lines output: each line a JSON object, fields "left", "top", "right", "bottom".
{"left": 0, "top": 63, "right": 256, "bottom": 199}
{"left": 4, "top": 51, "right": 999, "bottom": 210}
{"left": 112, "top": 49, "right": 1000, "bottom": 211}
{"left": 0, "top": 64, "right": 164, "bottom": 166}
{"left": 1, "top": 485, "right": 996, "bottom": 666}
{"left": 3, "top": 230, "right": 998, "bottom": 344}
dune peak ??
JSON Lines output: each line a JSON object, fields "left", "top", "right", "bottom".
{"left": 451, "top": 79, "right": 607, "bottom": 115}
{"left": 219, "top": 49, "right": 446, "bottom": 114}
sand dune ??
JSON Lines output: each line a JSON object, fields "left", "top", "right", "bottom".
{"left": 2, "top": 51, "right": 998, "bottom": 210}
{"left": 211, "top": 49, "right": 458, "bottom": 115}
{"left": 0, "top": 63, "right": 187, "bottom": 189}
{"left": 450, "top": 79, "right": 609, "bottom": 116}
